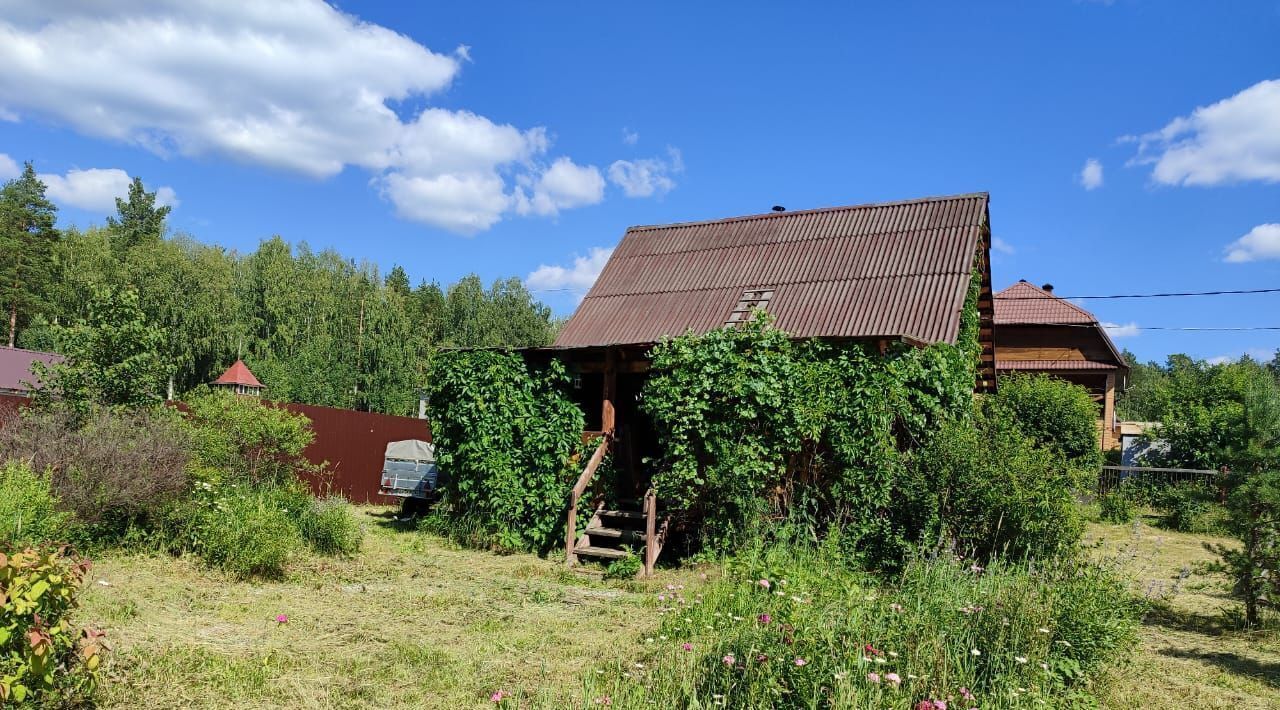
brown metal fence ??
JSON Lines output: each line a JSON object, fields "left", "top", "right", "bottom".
{"left": 0, "top": 393, "right": 430, "bottom": 504}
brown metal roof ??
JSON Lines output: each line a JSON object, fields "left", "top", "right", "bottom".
{"left": 0, "top": 347, "right": 63, "bottom": 393}
{"left": 555, "top": 193, "right": 990, "bottom": 348}
{"left": 996, "top": 359, "right": 1120, "bottom": 372}
{"left": 993, "top": 281, "right": 1128, "bottom": 370}
{"left": 993, "top": 281, "right": 1093, "bottom": 325}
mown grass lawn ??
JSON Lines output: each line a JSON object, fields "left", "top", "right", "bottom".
{"left": 77, "top": 507, "right": 691, "bottom": 709}
{"left": 76, "top": 507, "right": 1280, "bottom": 708}
{"left": 1087, "top": 517, "right": 1280, "bottom": 709}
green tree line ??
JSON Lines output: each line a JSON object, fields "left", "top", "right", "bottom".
{"left": 1, "top": 161, "right": 559, "bottom": 414}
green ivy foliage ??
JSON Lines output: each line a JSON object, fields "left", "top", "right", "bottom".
{"left": 641, "top": 305, "right": 979, "bottom": 555}
{"left": 425, "top": 351, "right": 585, "bottom": 552}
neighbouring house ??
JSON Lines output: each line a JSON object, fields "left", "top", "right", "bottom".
{"left": 993, "top": 280, "right": 1129, "bottom": 449}
{"left": 0, "top": 346, "right": 63, "bottom": 397}
{"left": 537, "top": 192, "right": 996, "bottom": 572}
{"left": 211, "top": 359, "right": 264, "bottom": 397}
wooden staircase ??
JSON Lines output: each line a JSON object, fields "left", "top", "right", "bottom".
{"left": 565, "top": 436, "right": 668, "bottom": 576}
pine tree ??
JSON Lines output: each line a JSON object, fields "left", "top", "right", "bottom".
{"left": 107, "top": 176, "right": 170, "bottom": 253}
{"left": 0, "top": 162, "right": 59, "bottom": 347}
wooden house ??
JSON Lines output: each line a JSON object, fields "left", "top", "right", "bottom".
{"left": 541, "top": 193, "right": 997, "bottom": 573}
{"left": 993, "top": 280, "right": 1128, "bottom": 449}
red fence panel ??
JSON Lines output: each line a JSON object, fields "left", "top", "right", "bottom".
{"left": 280, "top": 402, "right": 431, "bottom": 504}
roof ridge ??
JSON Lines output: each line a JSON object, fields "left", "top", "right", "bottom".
{"left": 996, "top": 281, "right": 1096, "bottom": 322}
{"left": 610, "top": 224, "right": 978, "bottom": 262}
{"left": 624, "top": 192, "right": 989, "bottom": 233}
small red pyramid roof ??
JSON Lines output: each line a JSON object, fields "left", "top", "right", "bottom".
{"left": 212, "top": 360, "right": 263, "bottom": 388}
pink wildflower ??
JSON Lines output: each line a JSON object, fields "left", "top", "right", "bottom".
{"left": 794, "top": 657, "right": 808, "bottom": 667}
{"left": 682, "top": 642, "right": 693, "bottom": 652}
{"left": 722, "top": 654, "right": 736, "bottom": 666}
{"left": 275, "top": 614, "right": 288, "bottom": 624}
{"left": 756, "top": 654, "right": 769, "bottom": 662}
{"left": 593, "top": 696, "right": 612, "bottom": 706}
{"left": 867, "top": 672, "right": 881, "bottom": 683}
{"left": 490, "top": 689, "right": 508, "bottom": 703}
{"left": 864, "top": 642, "right": 882, "bottom": 656}
{"left": 758, "top": 613, "right": 772, "bottom": 624}
{"left": 758, "top": 579, "right": 771, "bottom": 589}
{"left": 933, "top": 701, "right": 948, "bottom": 710}
{"left": 885, "top": 672, "right": 901, "bottom": 686}
{"left": 959, "top": 687, "right": 975, "bottom": 701}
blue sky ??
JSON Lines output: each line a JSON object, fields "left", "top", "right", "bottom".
{"left": 1, "top": 1, "right": 1277, "bottom": 364}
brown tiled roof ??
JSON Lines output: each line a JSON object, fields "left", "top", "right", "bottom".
{"left": 212, "top": 360, "right": 263, "bottom": 388}
{"left": 996, "top": 359, "right": 1120, "bottom": 372}
{"left": 993, "top": 281, "right": 1093, "bottom": 325}
{"left": 555, "top": 193, "right": 990, "bottom": 348}
{"left": 0, "top": 347, "right": 63, "bottom": 393}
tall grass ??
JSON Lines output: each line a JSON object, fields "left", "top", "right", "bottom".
{"left": 573, "top": 532, "right": 1142, "bottom": 709}
{"left": 0, "top": 460, "right": 71, "bottom": 547}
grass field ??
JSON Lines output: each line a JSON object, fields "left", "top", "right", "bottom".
{"left": 78, "top": 508, "right": 691, "bottom": 709}
{"left": 76, "top": 507, "right": 1280, "bottom": 708}
{"left": 1086, "top": 516, "right": 1280, "bottom": 709}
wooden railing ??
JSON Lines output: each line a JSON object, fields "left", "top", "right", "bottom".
{"left": 642, "top": 487, "right": 669, "bottom": 577}
{"left": 1097, "top": 465, "right": 1222, "bottom": 494}
{"left": 565, "top": 434, "right": 611, "bottom": 566}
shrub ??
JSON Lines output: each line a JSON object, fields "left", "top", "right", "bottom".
{"left": 300, "top": 496, "right": 363, "bottom": 556}
{"left": 1098, "top": 489, "right": 1136, "bottom": 524}
{"left": 582, "top": 534, "right": 1141, "bottom": 708}
{"left": 985, "top": 373, "right": 1101, "bottom": 466}
{"left": 0, "top": 406, "right": 191, "bottom": 539}
{"left": 425, "top": 351, "right": 585, "bottom": 552}
{"left": 195, "top": 485, "right": 303, "bottom": 578}
{"left": 0, "top": 461, "right": 70, "bottom": 547}
{"left": 896, "top": 405, "right": 1085, "bottom": 561}
{"left": 604, "top": 548, "right": 642, "bottom": 580}
{"left": 1154, "top": 481, "right": 1216, "bottom": 532}
{"left": 182, "top": 389, "right": 316, "bottom": 486}
{"left": 0, "top": 548, "right": 104, "bottom": 706}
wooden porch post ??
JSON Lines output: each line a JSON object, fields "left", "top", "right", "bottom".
{"left": 602, "top": 348, "right": 616, "bottom": 434}
{"left": 1103, "top": 372, "right": 1117, "bottom": 450}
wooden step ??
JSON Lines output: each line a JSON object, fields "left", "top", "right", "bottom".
{"left": 598, "top": 509, "right": 644, "bottom": 519}
{"left": 586, "top": 526, "right": 644, "bottom": 544}
{"left": 575, "top": 545, "right": 631, "bottom": 560}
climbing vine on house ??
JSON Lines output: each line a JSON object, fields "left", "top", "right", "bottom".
{"left": 425, "top": 351, "right": 585, "bottom": 552}
{"left": 641, "top": 272, "right": 981, "bottom": 556}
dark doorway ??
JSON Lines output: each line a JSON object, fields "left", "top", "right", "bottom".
{"left": 615, "top": 372, "right": 660, "bottom": 496}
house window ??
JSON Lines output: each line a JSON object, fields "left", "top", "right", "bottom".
{"left": 725, "top": 287, "right": 776, "bottom": 326}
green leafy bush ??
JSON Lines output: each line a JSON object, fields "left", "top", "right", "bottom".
{"left": 182, "top": 389, "right": 317, "bottom": 485}
{"left": 1098, "top": 489, "right": 1136, "bottom": 524}
{"left": 0, "top": 461, "right": 70, "bottom": 547}
{"left": 604, "top": 548, "right": 642, "bottom": 580}
{"left": 195, "top": 485, "right": 304, "bottom": 578}
{"left": 582, "top": 533, "right": 1141, "bottom": 708}
{"left": 300, "top": 496, "right": 363, "bottom": 556}
{"left": 986, "top": 373, "right": 1101, "bottom": 466}
{"left": 0, "top": 548, "right": 103, "bottom": 706}
{"left": 896, "top": 405, "right": 1085, "bottom": 561}
{"left": 1154, "top": 481, "right": 1216, "bottom": 532}
{"left": 425, "top": 350, "right": 585, "bottom": 552}
{"left": 642, "top": 312, "right": 976, "bottom": 557}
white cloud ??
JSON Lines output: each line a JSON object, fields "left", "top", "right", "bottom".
{"left": 1129, "top": 79, "right": 1280, "bottom": 186}
{"left": 1207, "top": 355, "right": 1232, "bottom": 366}
{"left": 1078, "top": 158, "right": 1103, "bottom": 190}
{"left": 991, "top": 236, "right": 1015, "bottom": 255}
{"left": 608, "top": 146, "right": 683, "bottom": 198}
{"left": 0, "top": 1, "right": 595, "bottom": 234}
{"left": 1224, "top": 223, "right": 1280, "bottom": 263}
{"left": 514, "top": 157, "right": 605, "bottom": 218}
{"left": 622, "top": 128, "right": 639, "bottom": 145}
{"left": 0, "top": 152, "right": 18, "bottom": 179}
{"left": 1208, "top": 348, "right": 1276, "bottom": 366}
{"left": 38, "top": 167, "right": 178, "bottom": 213}
{"left": 0, "top": 108, "right": 16, "bottom": 122}
{"left": 1102, "top": 322, "right": 1140, "bottom": 338}
{"left": 526, "top": 246, "right": 613, "bottom": 295}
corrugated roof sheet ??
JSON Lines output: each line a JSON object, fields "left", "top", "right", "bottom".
{"left": 555, "top": 193, "right": 990, "bottom": 348}
{"left": 996, "top": 359, "right": 1120, "bottom": 372}
{"left": 993, "top": 281, "right": 1093, "bottom": 325}
{"left": 0, "top": 347, "right": 63, "bottom": 393}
